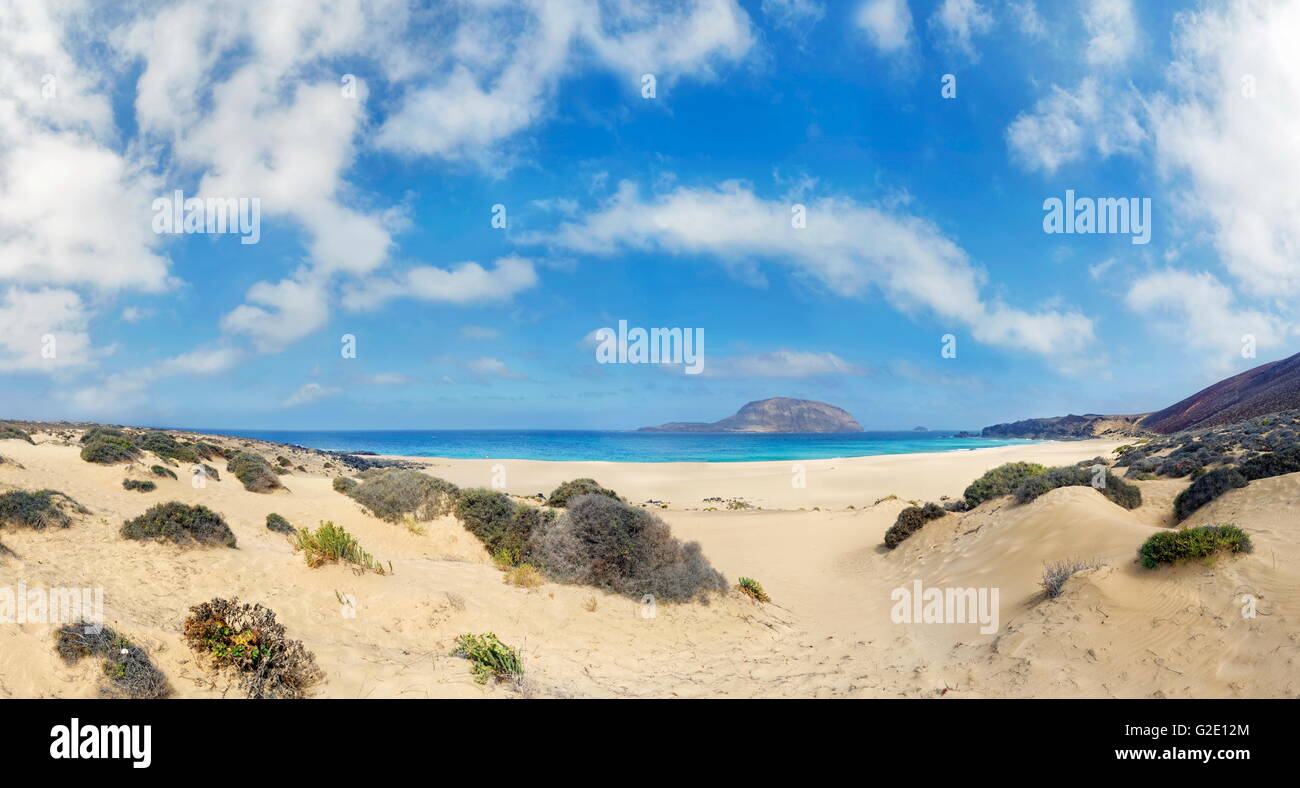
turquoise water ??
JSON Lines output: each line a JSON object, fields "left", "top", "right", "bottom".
{"left": 193, "top": 429, "right": 1038, "bottom": 463}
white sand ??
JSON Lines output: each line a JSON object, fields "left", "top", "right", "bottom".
{"left": 1, "top": 433, "right": 1295, "bottom": 698}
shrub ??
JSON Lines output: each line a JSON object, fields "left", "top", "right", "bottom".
{"left": 344, "top": 469, "right": 458, "bottom": 522}
{"left": 528, "top": 494, "right": 727, "bottom": 601}
{"left": 0, "top": 489, "right": 86, "bottom": 530}
{"left": 1012, "top": 466, "right": 1142, "bottom": 509}
{"left": 182, "top": 598, "right": 322, "bottom": 699}
{"left": 139, "top": 431, "right": 198, "bottom": 463}
{"left": 54, "top": 623, "right": 172, "bottom": 699}
{"left": 332, "top": 476, "right": 357, "bottom": 494}
{"left": 122, "top": 479, "right": 156, "bottom": 493}
{"left": 1040, "top": 557, "right": 1104, "bottom": 598}
{"left": 737, "top": 576, "right": 771, "bottom": 603}
{"left": 1239, "top": 447, "right": 1300, "bottom": 481}
{"left": 1173, "top": 467, "right": 1248, "bottom": 522}
{"left": 294, "top": 521, "right": 386, "bottom": 574}
{"left": 265, "top": 512, "right": 295, "bottom": 534}
{"left": 545, "top": 478, "right": 621, "bottom": 508}
{"left": 79, "top": 431, "right": 140, "bottom": 464}
{"left": 962, "top": 462, "right": 1047, "bottom": 507}
{"left": 1138, "top": 525, "right": 1252, "bottom": 569}
{"left": 504, "top": 564, "right": 545, "bottom": 588}
{"left": 226, "top": 451, "right": 281, "bottom": 493}
{"left": 150, "top": 464, "right": 178, "bottom": 480}
{"left": 883, "top": 502, "right": 946, "bottom": 549}
{"left": 197, "top": 463, "right": 221, "bottom": 482}
{"left": 452, "top": 633, "right": 523, "bottom": 685}
{"left": 0, "top": 422, "right": 34, "bottom": 443}
{"left": 120, "top": 501, "right": 236, "bottom": 547}
{"left": 454, "top": 488, "right": 553, "bottom": 566}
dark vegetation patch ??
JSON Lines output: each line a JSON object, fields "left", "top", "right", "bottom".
{"left": 1138, "top": 525, "right": 1252, "bottom": 569}
{"left": 454, "top": 488, "right": 553, "bottom": 566}
{"left": 265, "top": 512, "right": 295, "bottom": 534}
{"left": 55, "top": 623, "right": 172, "bottom": 699}
{"left": 79, "top": 427, "right": 140, "bottom": 464}
{"left": 0, "top": 489, "right": 87, "bottom": 530}
{"left": 884, "top": 503, "right": 947, "bottom": 549}
{"left": 122, "top": 479, "right": 156, "bottom": 493}
{"left": 150, "top": 464, "right": 178, "bottom": 479}
{"left": 182, "top": 598, "right": 322, "bottom": 698}
{"left": 1173, "top": 467, "right": 1248, "bottom": 521}
{"left": 226, "top": 451, "right": 281, "bottom": 493}
{"left": 340, "top": 468, "right": 458, "bottom": 522}
{"left": 545, "top": 477, "right": 621, "bottom": 508}
{"left": 962, "top": 462, "right": 1047, "bottom": 507}
{"left": 0, "top": 422, "right": 34, "bottom": 443}
{"left": 120, "top": 501, "right": 236, "bottom": 547}
{"left": 1012, "top": 466, "right": 1142, "bottom": 509}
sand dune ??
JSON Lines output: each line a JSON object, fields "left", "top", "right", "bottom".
{"left": 1, "top": 432, "right": 1295, "bottom": 698}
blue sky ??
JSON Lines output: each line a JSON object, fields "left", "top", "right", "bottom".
{"left": 2, "top": 0, "right": 1297, "bottom": 430}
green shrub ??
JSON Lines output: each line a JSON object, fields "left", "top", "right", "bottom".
{"left": 0, "top": 489, "right": 86, "bottom": 530}
{"left": 737, "top": 576, "right": 771, "bottom": 602}
{"left": 122, "top": 479, "right": 156, "bottom": 493}
{"left": 454, "top": 488, "right": 553, "bottom": 565}
{"left": 962, "top": 462, "right": 1047, "bottom": 507}
{"left": 528, "top": 494, "right": 726, "bottom": 601}
{"left": 150, "top": 464, "right": 178, "bottom": 480}
{"left": 199, "top": 463, "right": 221, "bottom": 482}
{"left": 1173, "top": 467, "right": 1248, "bottom": 522}
{"left": 0, "top": 422, "right": 34, "bottom": 443}
{"left": 79, "top": 431, "right": 140, "bottom": 464}
{"left": 265, "top": 512, "right": 295, "bottom": 534}
{"left": 1138, "top": 525, "right": 1252, "bottom": 569}
{"left": 332, "top": 476, "right": 357, "bottom": 494}
{"left": 294, "top": 521, "right": 386, "bottom": 574}
{"left": 55, "top": 623, "right": 172, "bottom": 699}
{"left": 344, "top": 469, "right": 458, "bottom": 522}
{"left": 1239, "top": 447, "right": 1300, "bottom": 480}
{"left": 545, "top": 478, "right": 621, "bottom": 508}
{"left": 182, "top": 598, "right": 322, "bottom": 699}
{"left": 226, "top": 451, "right": 281, "bottom": 493}
{"left": 1012, "top": 466, "right": 1142, "bottom": 509}
{"left": 139, "top": 431, "right": 198, "bottom": 463}
{"left": 120, "top": 501, "right": 236, "bottom": 547}
{"left": 452, "top": 633, "right": 523, "bottom": 685}
{"left": 883, "top": 502, "right": 946, "bottom": 549}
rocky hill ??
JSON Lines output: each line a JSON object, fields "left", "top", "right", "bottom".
{"left": 640, "top": 397, "right": 864, "bottom": 433}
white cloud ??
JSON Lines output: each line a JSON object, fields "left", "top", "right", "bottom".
{"left": 283, "top": 382, "right": 341, "bottom": 407}
{"left": 0, "top": 287, "right": 94, "bottom": 371}
{"left": 929, "top": 0, "right": 993, "bottom": 58}
{"left": 343, "top": 256, "right": 539, "bottom": 311}
{"left": 531, "top": 180, "right": 1096, "bottom": 363}
{"left": 221, "top": 275, "right": 330, "bottom": 354}
{"left": 467, "top": 357, "right": 529, "bottom": 380}
{"left": 1009, "top": 0, "right": 1046, "bottom": 38}
{"left": 1083, "top": 0, "right": 1137, "bottom": 66}
{"left": 1126, "top": 269, "right": 1291, "bottom": 371}
{"left": 763, "top": 0, "right": 825, "bottom": 32}
{"left": 855, "top": 0, "right": 913, "bottom": 54}
{"left": 705, "top": 350, "right": 867, "bottom": 378}
{"left": 1006, "top": 78, "right": 1145, "bottom": 173}
{"left": 1151, "top": 0, "right": 1300, "bottom": 297}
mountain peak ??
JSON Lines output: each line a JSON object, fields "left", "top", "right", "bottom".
{"left": 639, "top": 397, "right": 864, "bottom": 433}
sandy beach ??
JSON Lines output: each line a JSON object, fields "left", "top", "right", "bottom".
{"left": 2, "top": 430, "right": 1296, "bottom": 699}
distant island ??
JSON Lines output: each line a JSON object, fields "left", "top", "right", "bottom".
{"left": 912, "top": 426, "right": 927, "bottom": 431}
{"left": 639, "top": 397, "right": 864, "bottom": 433}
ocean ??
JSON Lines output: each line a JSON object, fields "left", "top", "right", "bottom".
{"left": 193, "top": 429, "right": 1039, "bottom": 463}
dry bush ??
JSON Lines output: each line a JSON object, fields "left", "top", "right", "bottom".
{"left": 345, "top": 469, "right": 458, "bottom": 522}
{"left": 182, "top": 598, "right": 322, "bottom": 699}
{"left": 55, "top": 623, "right": 172, "bottom": 699}
{"left": 528, "top": 494, "right": 726, "bottom": 602}
{"left": 545, "top": 478, "right": 621, "bottom": 508}
{"left": 225, "top": 452, "right": 281, "bottom": 493}
{"left": 1040, "top": 557, "right": 1105, "bottom": 598}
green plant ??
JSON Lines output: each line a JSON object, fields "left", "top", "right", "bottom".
{"left": 545, "top": 478, "right": 621, "bottom": 508}
{"left": 225, "top": 451, "right": 281, "bottom": 492}
{"left": 294, "top": 521, "right": 386, "bottom": 574}
{"left": 0, "top": 422, "right": 34, "bottom": 443}
{"left": 122, "top": 479, "right": 156, "bottom": 492}
{"left": 1012, "top": 466, "right": 1142, "bottom": 509}
{"left": 79, "top": 429, "right": 140, "bottom": 464}
{"left": 737, "top": 576, "right": 771, "bottom": 602}
{"left": 1138, "top": 525, "right": 1252, "bottom": 569}
{"left": 0, "top": 489, "right": 87, "bottom": 530}
{"left": 139, "top": 431, "right": 198, "bottom": 463}
{"left": 883, "top": 502, "right": 946, "bottom": 549}
{"left": 55, "top": 623, "right": 172, "bottom": 699}
{"left": 504, "top": 563, "right": 545, "bottom": 588}
{"left": 962, "top": 462, "right": 1047, "bottom": 507}
{"left": 332, "top": 476, "right": 357, "bottom": 494}
{"left": 1173, "top": 467, "right": 1248, "bottom": 521}
{"left": 455, "top": 489, "right": 552, "bottom": 566}
{"left": 150, "top": 464, "right": 178, "bottom": 479}
{"left": 344, "top": 469, "right": 458, "bottom": 522}
{"left": 265, "top": 512, "right": 295, "bottom": 534}
{"left": 452, "top": 633, "right": 523, "bottom": 685}
{"left": 182, "top": 598, "right": 322, "bottom": 699}
{"left": 120, "top": 501, "right": 236, "bottom": 547}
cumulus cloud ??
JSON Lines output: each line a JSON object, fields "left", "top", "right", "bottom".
{"left": 1006, "top": 78, "right": 1145, "bottom": 173}
{"left": 0, "top": 287, "right": 94, "bottom": 371}
{"left": 1083, "top": 0, "right": 1138, "bottom": 66}
{"left": 343, "top": 256, "right": 539, "bottom": 311}
{"left": 529, "top": 180, "right": 1095, "bottom": 364}
{"left": 855, "top": 0, "right": 914, "bottom": 54}
{"left": 763, "top": 0, "right": 825, "bottom": 32}
{"left": 929, "top": 0, "right": 993, "bottom": 58}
